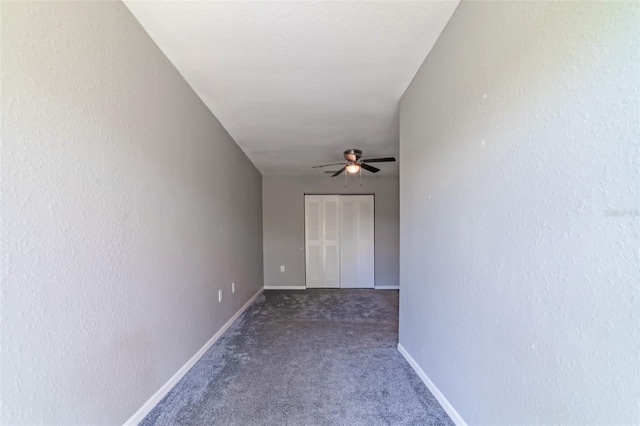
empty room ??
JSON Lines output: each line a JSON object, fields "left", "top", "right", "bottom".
{"left": 1, "top": 1, "right": 638, "bottom": 425}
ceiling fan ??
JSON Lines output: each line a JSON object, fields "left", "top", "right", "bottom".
{"left": 312, "top": 149, "right": 396, "bottom": 177}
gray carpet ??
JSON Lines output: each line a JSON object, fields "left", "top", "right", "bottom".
{"left": 141, "top": 290, "right": 453, "bottom": 426}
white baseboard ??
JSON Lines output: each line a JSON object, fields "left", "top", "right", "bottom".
{"left": 123, "top": 288, "right": 264, "bottom": 426}
{"left": 375, "top": 285, "right": 399, "bottom": 290}
{"left": 264, "top": 286, "right": 306, "bottom": 290}
{"left": 397, "top": 343, "right": 467, "bottom": 426}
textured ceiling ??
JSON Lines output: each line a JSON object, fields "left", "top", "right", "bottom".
{"left": 124, "top": 1, "right": 460, "bottom": 176}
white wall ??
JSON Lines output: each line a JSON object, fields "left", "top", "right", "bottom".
{"left": 399, "top": 1, "right": 639, "bottom": 424}
{"left": 263, "top": 175, "right": 399, "bottom": 288}
{"left": 1, "top": 2, "right": 263, "bottom": 424}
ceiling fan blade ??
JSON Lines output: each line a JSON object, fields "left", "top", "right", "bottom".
{"left": 361, "top": 157, "right": 396, "bottom": 163}
{"left": 332, "top": 166, "right": 347, "bottom": 177}
{"left": 360, "top": 163, "right": 380, "bottom": 173}
{"left": 324, "top": 170, "right": 339, "bottom": 174}
{"left": 312, "top": 162, "right": 347, "bottom": 168}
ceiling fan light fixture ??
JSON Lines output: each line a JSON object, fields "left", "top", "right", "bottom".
{"left": 346, "top": 164, "right": 360, "bottom": 174}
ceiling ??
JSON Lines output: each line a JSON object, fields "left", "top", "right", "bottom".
{"left": 124, "top": 1, "right": 459, "bottom": 176}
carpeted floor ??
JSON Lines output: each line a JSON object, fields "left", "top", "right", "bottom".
{"left": 141, "top": 289, "right": 453, "bottom": 426}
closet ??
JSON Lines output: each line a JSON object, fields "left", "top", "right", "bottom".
{"left": 304, "top": 195, "right": 374, "bottom": 288}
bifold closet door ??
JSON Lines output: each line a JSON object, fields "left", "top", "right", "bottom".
{"left": 305, "top": 195, "right": 340, "bottom": 288}
{"left": 339, "top": 195, "right": 374, "bottom": 288}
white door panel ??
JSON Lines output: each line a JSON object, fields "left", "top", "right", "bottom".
{"left": 322, "top": 195, "right": 340, "bottom": 288}
{"left": 305, "top": 195, "right": 341, "bottom": 288}
{"left": 305, "top": 196, "right": 323, "bottom": 288}
{"left": 340, "top": 195, "right": 374, "bottom": 288}
{"left": 356, "top": 196, "right": 375, "bottom": 288}
{"left": 339, "top": 196, "right": 359, "bottom": 287}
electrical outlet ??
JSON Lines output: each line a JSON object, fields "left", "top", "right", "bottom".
{"left": 218, "top": 289, "right": 222, "bottom": 303}
{"left": 280, "top": 265, "right": 285, "bottom": 272}
{"left": 232, "top": 282, "right": 235, "bottom": 293}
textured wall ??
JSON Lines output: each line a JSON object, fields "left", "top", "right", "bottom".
{"left": 263, "top": 176, "right": 399, "bottom": 288}
{"left": 1, "top": 2, "right": 263, "bottom": 424}
{"left": 399, "top": 1, "right": 639, "bottom": 424}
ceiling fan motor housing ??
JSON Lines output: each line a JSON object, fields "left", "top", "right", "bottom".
{"left": 343, "top": 149, "right": 362, "bottom": 162}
